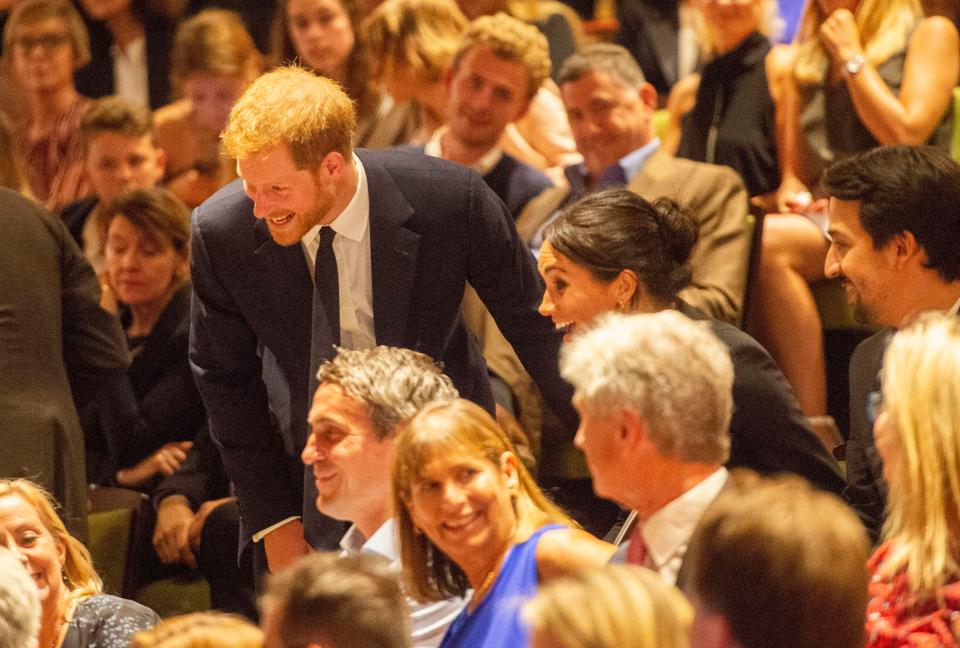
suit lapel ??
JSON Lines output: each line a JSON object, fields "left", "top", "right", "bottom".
{"left": 362, "top": 154, "right": 420, "bottom": 348}
{"left": 248, "top": 220, "right": 314, "bottom": 362}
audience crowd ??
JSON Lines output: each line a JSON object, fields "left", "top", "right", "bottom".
{"left": 1, "top": 0, "right": 960, "bottom": 646}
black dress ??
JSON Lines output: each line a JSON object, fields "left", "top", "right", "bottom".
{"left": 678, "top": 32, "right": 779, "bottom": 197}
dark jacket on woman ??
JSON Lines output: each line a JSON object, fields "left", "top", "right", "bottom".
{"left": 83, "top": 284, "right": 206, "bottom": 486}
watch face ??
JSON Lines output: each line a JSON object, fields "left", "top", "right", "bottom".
{"left": 845, "top": 54, "right": 865, "bottom": 75}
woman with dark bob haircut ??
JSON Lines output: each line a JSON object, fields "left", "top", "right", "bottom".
{"left": 537, "top": 187, "right": 843, "bottom": 494}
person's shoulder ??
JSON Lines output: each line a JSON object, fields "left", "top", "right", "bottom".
{"left": 851, "top": 327, "right": 892, "bottom": 366}
{"left": 496, "top": 153, "right": 552, "bottom": 186}
{"left": 912, "top": 14, "right": 960, "bottom": 45}
{"left": 535, "top": 526, "right": 617, "bottom": 581}
{"left": 360, "top": 148, "right": 475, "bottom": 181}
{"left": 153, "top": 100, "right": 193, "bottom": 132}
{"left": 75, "top": 594, "right": 160, "bottom": 624}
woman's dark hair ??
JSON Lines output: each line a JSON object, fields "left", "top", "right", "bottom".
{"left": 545, "top": 187, "right": 698, "bottom": 307}
{"left": 102, "top": 187, "right": 190, "bottom": 256}
{"left": 270, "top": 0, "right": 380, "bottom": 122}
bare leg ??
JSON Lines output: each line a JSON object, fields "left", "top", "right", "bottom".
{"left": 747, "top": 214, "right": 830, "bottom": 417}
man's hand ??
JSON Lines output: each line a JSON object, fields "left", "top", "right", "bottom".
{"left": 153, "top": 496, "right": 197, "bottom": 568}
{"left": 263, "top": 519, "right": 310, "bottom": 573}
{"left": 187, "top": 497, "right": 234, "bottom": 554}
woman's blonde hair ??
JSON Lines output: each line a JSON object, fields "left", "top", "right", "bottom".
{"left": 393, "top": 398, "right": 574, "bottom": 603}
{"left": 880, "top": 313, "right": 960, "bottom": 595}
{"left": 0, "top": 480, "right": 102, "bottom": 602}
{"left": 170, "top": 9, "right": 263, "bottom": 96}
{"left": 362, "top": 0, "right": 467, "bottom": 84}
{"left": 524, "top": 565, "right": 692, "bottom": 648}
{"left": 270, "top": 0, "right": 380, "bottom": 121}
{"left": 793, "top": 0, "right": 921, "bottom": 83}
{"left": 130, "top": 612, "right": 263, "bottom": 648}
{"left": 694, "top": 0, "right": 783, "bottom": 56}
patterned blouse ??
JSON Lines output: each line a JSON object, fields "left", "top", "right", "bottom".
{"left": 866, "top": 542, "right": 960, "bottom": 647}
{"left": 61, "top": 594, "right": 160, "bottom": 648}
{"left": 19, "top": 94, "right": 91, "bottom": 211}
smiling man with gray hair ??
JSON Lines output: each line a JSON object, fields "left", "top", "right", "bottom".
{"left": 560, "top": 310, "right": 734, "bottom": 585}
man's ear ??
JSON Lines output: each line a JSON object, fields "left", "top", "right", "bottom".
{"left": 317, "top": 150, "right": 347, "bottom": 184}
{"left": 890, "top": 229, "right": 925, "bottom": 269}
{"left": 619, "top": 407, "right": 647, "bottom": 447}
{"left": 154, "top": 147, "right": 168, "bottom": 178}
{"left": 638, "top": 82, "right": 658, "bottom": 111}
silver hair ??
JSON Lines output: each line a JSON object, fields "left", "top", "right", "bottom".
{"left": 560, "top": 311, "right": 733, "bottom": 463}
{"left": 558, "top": 43, "right": 647, "bottom": 89}
{"left": 0, "top": 546, "right": 40, "bottom": 648}
{"left": 315, "top": 346, "right": 458, "bottom": 440}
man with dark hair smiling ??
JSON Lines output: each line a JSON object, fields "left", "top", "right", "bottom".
{"left": 823, "top": 145, "right": 960, "bottom": 541}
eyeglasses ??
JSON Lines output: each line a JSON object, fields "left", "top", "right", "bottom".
{"left": 13, "top": 32, "right": 71, "bottom": 53}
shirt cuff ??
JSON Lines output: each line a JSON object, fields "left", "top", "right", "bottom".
{"left": 251, "top": 516, "right": 301, "bottom": 543}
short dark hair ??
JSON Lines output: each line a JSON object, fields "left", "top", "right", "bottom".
{"left": 823, "top": 145, "right": 960, "bottom": 282}
{"left": 557, "top": 43, "right": 646, "bottom": 88}
{"left": 264, "top": 552, "right": 411, "bottom": 648}
{"left": 80, "top": 96, "right": 155, "bottom": 152}
{"left": 544, "top": 187, "right": 697, "bottom": 307}
{"left": 687, "top": 472, "right": 869, "bottom": 648}
{"left": 102, "top": 187, "right": 190, "bottom": 257}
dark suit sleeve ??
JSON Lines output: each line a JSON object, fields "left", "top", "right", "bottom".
{"left": 462, "top": 173, "right": 578, "bottom": 432}
{"left": 154, "top": 428, "right": 230, "bottom": 510}
{"left": 55, "top": 216, "right": 129, "bottom": 410}
{"left": 94, "top": 337, "right": 206, "bottom": 471}
{"left": 843, "top": 333, "right": 888, "bottom": 543}
{"left": 189, "top": 209, "right": 301, "bottom": 535}
{"left": 722, "top": 327, "right": 845, "bottom": 495}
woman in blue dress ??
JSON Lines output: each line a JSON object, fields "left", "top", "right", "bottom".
{"left": 393, "top": 399, "right": 615, "bottom": 648}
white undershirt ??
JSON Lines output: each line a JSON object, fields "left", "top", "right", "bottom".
{"left": 111, "top": 37, "right": 149, "bottom": 109}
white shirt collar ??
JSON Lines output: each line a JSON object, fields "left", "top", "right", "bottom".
{"left": 301, "top": 153, "right": 369, "bottom": 248}
{"left": 641, "top": 467, "right": 728, "bottom": 572}
{"left": 424, "top": 126, "right": 503, "bottom": 176}
{"left": 948, "top": 296, "right": 960, "bottom": 317}
{"left": 339, "top": 518, "right": 397, "bottom": 560}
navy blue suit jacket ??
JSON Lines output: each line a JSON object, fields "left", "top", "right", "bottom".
{"left": 189, "top": 149, "right": 573, "bottom": 547}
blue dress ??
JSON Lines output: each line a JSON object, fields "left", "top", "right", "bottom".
{"left": 439, "top": 524, "right": 565, "bottom": 648}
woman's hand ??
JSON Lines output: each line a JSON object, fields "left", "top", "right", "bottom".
{"left": 819, "top": 9, "right": 864, "bottom": 66}
{"left": 115, "top": 441, "right": 193, "bottom": 488}
{"left": 98, "top": 271, "right": 119, "bottom": 315}
{"left": 775, "top": 175, "right": 813, "bottom": 214}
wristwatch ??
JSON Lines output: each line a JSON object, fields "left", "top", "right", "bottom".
{"left": 844, "top": 53, "right": 866, "bottom": 76}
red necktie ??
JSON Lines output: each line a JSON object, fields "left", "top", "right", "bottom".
{"left": 626, "top": 524, "right": 649, "bottom": 566}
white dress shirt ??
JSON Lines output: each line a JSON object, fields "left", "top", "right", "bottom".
{"left": 615, "top": 467, "right": 729, "bottom": 585}
{"left": 112, "top": 37, "right": 149, "bottom": 109}
{"left": 301, "top": 154, "right": 376, "bottom": 351}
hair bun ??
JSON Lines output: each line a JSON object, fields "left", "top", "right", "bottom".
{"left": 651, "top": 197, "right": 698, "bottom": 265}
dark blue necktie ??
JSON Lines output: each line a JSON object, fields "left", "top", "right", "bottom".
{"left": 314, "top": 227, "right": 340, "bottom": 347}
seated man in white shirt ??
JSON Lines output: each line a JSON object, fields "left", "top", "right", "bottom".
{"left": 299, "top": 346, "right": 465, "bottom": 647}
{"left": 559, "top": 310, "right": 734, "bottom": 585}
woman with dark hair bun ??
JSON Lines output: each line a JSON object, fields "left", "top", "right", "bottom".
{"left": 537, "top": 187, "right": 844, "bottom": 493}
